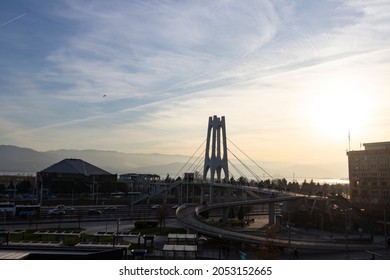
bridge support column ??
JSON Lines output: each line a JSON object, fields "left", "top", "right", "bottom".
{"left": 203, "top": 115, "right": 229, "bottom": 203}
{"left": 200, "top": 184, "right": 204, "bottom": 204}
{"left": 268, "top": 202, "right": 275, "bottom": 225}
{"left": 241, "top": 188, "right": 247, "bottom": 200}
{"left": 226, "top": 188, "right": 232, "bottom": 202}
{"left": 215, "top": 188, "right": 221, "bottom": 203}
{"left": 222, "top": 208, "right": 229, "bottom": 224}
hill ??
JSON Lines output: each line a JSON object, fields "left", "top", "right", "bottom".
{"left": 0, "top": 145, "right": 348, "bottom": 181}
{"left": 0, "top": 145, "right": 190, "bottom": 177}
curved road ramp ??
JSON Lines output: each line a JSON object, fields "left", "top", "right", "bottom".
{"left": 176, "top": 197, "right": 383, "bottom": 252}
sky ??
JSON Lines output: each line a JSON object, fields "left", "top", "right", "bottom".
{"left": 1, "top": 0, "right": 390, "bottom": 179}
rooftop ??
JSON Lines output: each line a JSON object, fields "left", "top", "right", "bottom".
{"left": 40, "top": 158, "right": 113, "bottom": 176}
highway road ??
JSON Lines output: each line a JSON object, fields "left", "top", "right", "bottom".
{"left": 176, "top": 198, "right": 384, "bottom": 252}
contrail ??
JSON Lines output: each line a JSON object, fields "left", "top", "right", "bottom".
{"left": 0, "top": 13, "right": 27, "bottom": 28}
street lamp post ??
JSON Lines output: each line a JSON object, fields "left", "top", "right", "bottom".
{"left": 115, "top": 218, "right": 121, "bottom": 247}
{"left": 1, "top": 210, "right": 6, "bottom": 245}
{"left": 2, "top": 210, "right": 5, "bottom": 232}
{"left": 131, "top": 182, "right": 133, "bottom": 215}
{"left": 384, "top": 207, "right": 388, "bottom": 248}
{"left": 319, "top": 213, "right": 324, "bottom": 231}
{"left": 96, "top": 183, "right": 99, "bottom": 205}
{"left": 343, "top": 208, "right": 352, "bottom": 259}
{"left": 345, "top": 213, "right": 349, "bottom": 259}
{"left": 287, "top": 224, "right": 291, "bottom": 248}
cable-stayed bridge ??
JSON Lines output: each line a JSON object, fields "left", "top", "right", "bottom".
{"left": 129, "top": 115, "right": 281, "bottom": 206}
{"left": 134, "top": 115, "right": 380, "bottom": 251}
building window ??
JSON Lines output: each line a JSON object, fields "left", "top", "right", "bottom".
{"left": 369, "top": 155, "right": 377, "bottom": 161}
{"left": 360, "top": 164, "right": 368, "bottom": 170}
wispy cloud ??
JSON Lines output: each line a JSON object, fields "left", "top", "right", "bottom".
{"left": 0, "top": 13, "right": 26, "bottom": 28}
{"left": 0, "top": 0, "right": 389, "bottom": 172}
{"left": 44, "top": 0, "right": 281, "bottom": 102}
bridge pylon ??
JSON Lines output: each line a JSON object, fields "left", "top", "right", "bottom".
{"left": 203, "top": 115, "right": 229, "bottom": 203}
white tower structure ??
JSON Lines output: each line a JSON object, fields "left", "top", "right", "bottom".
{"left": 203, "top": 115, "right": 229, "bottom": 202}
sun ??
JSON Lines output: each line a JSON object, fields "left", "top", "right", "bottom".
{"left": 309, "top": 73, "right": 371, "bottom": 140}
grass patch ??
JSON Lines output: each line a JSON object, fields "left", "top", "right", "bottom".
{"left": 7, "top": 227, "right": 86, "bottom": 246}
{"left": 6, "top": 226, "right": 186, "bottom": 246}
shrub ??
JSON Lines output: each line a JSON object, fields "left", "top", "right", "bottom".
{"left": 134, "top": 220, "right": 159, "bottom": 228}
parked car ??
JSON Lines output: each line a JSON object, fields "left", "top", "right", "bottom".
{"left": 48, "top": 208, "right": 66, "bottom": 215}
{"left": 88, "top": 209, "right": 102, "bottom": 215}
{"left": 48, "top": 205, "right": 74, "bottom": 215}
{"left": 104, "top": 206, "right": 117, "bottom": 212}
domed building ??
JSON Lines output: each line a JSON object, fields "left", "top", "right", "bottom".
{"left": 36, "top": 158, "right": 117, "bottom": 198}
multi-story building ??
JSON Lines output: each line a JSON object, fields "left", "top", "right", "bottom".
{"left": 347, "top": 141, "right": 390, "bottom": 215}
{"left": 118, "top": 173, "right": 161, "bottom": 195}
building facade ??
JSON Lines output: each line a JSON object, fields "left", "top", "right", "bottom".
{"left": 37, "top": 158, "right": 117, "bottom": 197}
{"left": 347, "top": 141, "right": 390, "bottom": 214}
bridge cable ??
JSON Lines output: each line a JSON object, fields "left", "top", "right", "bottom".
{"left": 228, "top": 160, "right": 247, "bottom": 180}
{"left": 227, "top": 137, "right": 275, "bottom": 180}
{"left": 227, "top": 147, "right": 262, "bottom": 181}
{"left": 174, "top": 138, "right": 206, "bottom": 179}
{"left": 191, "top": 155, "right": 205, "bottom": 175}
{"left": 228, "top": 153, "right": 254, "bottom": 180}
{"left": 186, "top": 151, "right": 204, "bottom": 175}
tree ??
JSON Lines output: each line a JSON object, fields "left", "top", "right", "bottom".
{"left": 237, "top": 206, "right": 245, "bottom": 223}
{"left": 156, "top": 203, "right": 170, "bottom": 232}
{"left": 116, "top": 182, "right": 128, "bottom": 193}
{"left": 200, "top": 210, "right": 209, "bottom": 219}
{"left": 260, "top": 224, "right": 281, "bottom": 259}
{"left": 16, "top": 180, "right": 32, "bottom": 194}
{"left": 228, "top": 207, "right": 236, "bottom": 221}
{"left": 238, "top": 176, "right": 248, "bottom": 185}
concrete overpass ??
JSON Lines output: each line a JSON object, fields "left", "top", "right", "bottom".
{"left": 176, "top": 197, "right": 381, "bottom": 252}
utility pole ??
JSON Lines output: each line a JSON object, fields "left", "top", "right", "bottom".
{"left": 344, "top": 208, "right": 352, "bottom": 259}
{"left": 385, "top": 208, "right": 387, "bottom": 248}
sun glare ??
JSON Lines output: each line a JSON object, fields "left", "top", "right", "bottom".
{"left": 309, "top": 73, "right": 372, "bottom": 140}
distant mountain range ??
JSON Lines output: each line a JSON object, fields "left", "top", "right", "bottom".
{"left": 0, "top": 145, "right": 348, "bottom": 181}
{"left": 0, "top": 145, "right": 190, "bottom": 177}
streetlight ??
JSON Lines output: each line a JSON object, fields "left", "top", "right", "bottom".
{"left": 319, "top": 213, "right": 324, "bottom": 232}
{"left": 286, "top": 223, "right": 291, "bottom": 248}
{"left": 1, "top": 210, "right": 7, "bottom": 245}
{"left": 342, "top": 208, "right": 352, "bottom": 259}
{"left": 384, "top": 207, "right": 387, "bottom": 248}
{"left": 1, "top": 210, "right": 5, "bottom": 232}
{"left": 115, "top": 218, "right": 121, "bottom": 247}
